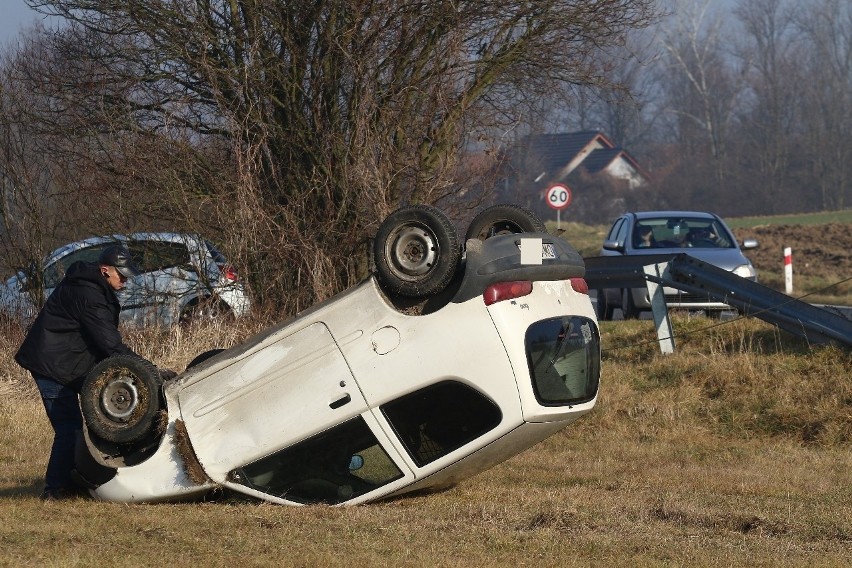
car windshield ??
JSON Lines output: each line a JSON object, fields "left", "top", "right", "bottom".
{"left": 634, "top": 217, "right": 735, "bottom": 249}
{"left": 44, "top": 243, "right": 116, "bottom": 288}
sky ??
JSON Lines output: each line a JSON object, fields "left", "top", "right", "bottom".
{"left": 0, "top": 1, "right": 42, "bottom": 47}
{"left": 0, "top": 1, "right": 745, "bottom": 50}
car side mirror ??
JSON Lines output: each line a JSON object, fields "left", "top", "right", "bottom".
{"left": 741, "top": 239, "right": 758, "bottom": 250}
{"left": 602, "top": 240, "right": 624, "bottom": 253}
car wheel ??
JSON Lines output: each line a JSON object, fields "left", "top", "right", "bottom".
{"left": 80, "top": 355, "right": 161, "bottom": 444}
{"left": 373, "top": 204, "right": 460, "bottom": 298}
{"left": 186, "top": 348, "right": 226, "bottom": 371}
{"left": 464, "top": 203, "right": 546, "bottom": 242}
{"left": 596, "top": 290, "right": 614, "bottom": 321}
{"left": 706, "top": 309, "right": 729, "bottom": 320}
{"left": 179, "top": 297, "right": 231, "bottom": 326}
{"left": 621, "top": 289, "right": 641, "bottom": 320}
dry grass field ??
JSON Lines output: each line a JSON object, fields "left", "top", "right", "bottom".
{"left": 1, "top": 310, "right": 849, "bottom": 567}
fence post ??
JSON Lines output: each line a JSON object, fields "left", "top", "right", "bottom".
{"left": 784, "top": 246, "right": 793, "bottom": 294}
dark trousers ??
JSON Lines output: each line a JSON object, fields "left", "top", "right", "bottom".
{"left": 32, "top": 373, "right": 82, "bottom": 493}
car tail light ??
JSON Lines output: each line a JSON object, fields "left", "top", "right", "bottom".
{"left": 220, "top": 264, "right": 239, "bottom": 282}
{"left": 569, "top": 277, "right": 589, "bottom": 294}
{"left": 483, "top": 281, "right": 533, "bottom": 306}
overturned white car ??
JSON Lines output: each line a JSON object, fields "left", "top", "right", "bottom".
{"left": 74, "top": 204, "right": 600, "bottom": 505}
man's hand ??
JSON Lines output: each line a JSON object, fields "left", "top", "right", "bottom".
{"left": 158, "top": 368, "right": 178, "bottom": 381}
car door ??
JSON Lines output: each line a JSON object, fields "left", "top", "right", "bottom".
{"left": 175, "top": 321, "right": 415, "bottom": 503}
{"left": 123, "top": 238, "right": 199, "bottom": 326}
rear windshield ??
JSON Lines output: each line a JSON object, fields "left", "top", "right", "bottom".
{"left": 526, "top": 316, "right": 600, "bottom": 405}
{"left": 205, "top": 240, "right": 228, "bottom": 264}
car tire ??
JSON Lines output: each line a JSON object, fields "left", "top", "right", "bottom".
{"left": 706, "top": 309, "right": 729, "bottom": 320}
{"left": 179, "top": 297, "right": 231, "bottom": 326}
{"left": 464, "top": 203, "right": 546, "bottom": 242}
{"left": 373, "top": 204, "right": 460, "bottom": 298}
{"left": 596, "top": 290, "right": 614, "bottom": 321}
{"left": 186, "top": 348, "right": 226, "bottom": 371}
{"left": 80, "top": 355, "right": 162, "bottom": 444}
{"left": 621, "top": 289, "right": 641, "bottom": 320}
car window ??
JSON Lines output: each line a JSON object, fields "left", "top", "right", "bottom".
{"left": 43, "top": 244, "right": 115, "bottom": 288}
{"left": 232, "top": 416, "right": 403, "bottom": 505}
{"left": 526, "top": 316, "right": 600, "bottom": 405}
{"left": 614, "top": 218, "right": 630, "bottom": 246}
{"left": 129, "top": 240, "right": 192, "bottom": 272}
{"left": 645, "top": 217, "right": 735, "bottom": 249}
{"left": 606, "top": 218, "right": 624, "bottom": 241}
{"left": 204, "top": 240, "right": 227, "bottom": 264}
{"left": 381, "top": 381, "right": 502, "bottom": 467}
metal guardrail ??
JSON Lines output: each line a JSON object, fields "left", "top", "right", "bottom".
{"left": 584, "top": 254, "right": 852, "bottom": 350}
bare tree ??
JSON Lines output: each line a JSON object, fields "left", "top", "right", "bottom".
{"left": 580, "top": 28, "right": 665, "bottom": 152}
{"left": 658, "top": 0, "right": 746, "bottom": 187}
{"left": 731, "top": 0, "right": 800, "bottom": 214}
{"left": 792, "top": 0, "right": 852, "bottom": 211}
{"left": 0, "top": 28, "right": 111, "bottom": 307}
{"left": 19, "top": 0, "right": 658, "bottom": 312}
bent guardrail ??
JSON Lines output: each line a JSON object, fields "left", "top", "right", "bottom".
{"left": 585, "top": 254, "right": 852, "bottom": 350}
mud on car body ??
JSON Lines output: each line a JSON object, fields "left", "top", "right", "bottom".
{"left": 75, "top": 205, "right": 600, "bottom": 505}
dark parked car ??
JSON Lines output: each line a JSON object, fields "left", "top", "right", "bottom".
{"left": 596, "top": 211, "right": 758, "bottom": 319}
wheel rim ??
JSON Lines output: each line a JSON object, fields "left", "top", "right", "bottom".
{"left": 486, "top": 220, "right": 523, "bottom": 238}
{"left": 100, "top": 376, "right": 140, "bottom": 421}
{"left": 387, "top": 224, "right": 438, "bottom": 280}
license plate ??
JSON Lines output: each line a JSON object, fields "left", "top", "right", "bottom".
{"left": 517, "top": 241, "right": 557, "bottom": 260}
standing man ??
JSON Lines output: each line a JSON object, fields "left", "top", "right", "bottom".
{"left": 16, "top": 244, "right": 146, "bottom": 500}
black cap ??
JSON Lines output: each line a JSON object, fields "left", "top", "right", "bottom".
{"left": 98, "top": 245, "right": 141, "bottom": 278}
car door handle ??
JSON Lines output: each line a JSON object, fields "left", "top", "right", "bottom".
{"left": 329, "top": 393, "right": 351, "bottom": 409}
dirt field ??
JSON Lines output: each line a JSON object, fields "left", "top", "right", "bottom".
{"left": 733, "top": 223, "right": 852, "bottom": 284}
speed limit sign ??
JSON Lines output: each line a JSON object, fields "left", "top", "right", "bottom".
{"left": 546, "top": 184, "right": 572, "bottom": 210}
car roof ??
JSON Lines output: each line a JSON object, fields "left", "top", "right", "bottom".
{"left": 628, "top": 211, "right": 719, "bottom": 221}
{"left": 42, "top": 232, "right": 204, "bottom": 268}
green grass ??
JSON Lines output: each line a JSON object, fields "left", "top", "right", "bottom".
{"left": 546, "top": 220, "right": 609, "bottom": 257}
{"left": 548, "top": 209, "right": 852, "bottom": 252}
{"left": 724, "top": 209, "right": 852, "bottom": 228}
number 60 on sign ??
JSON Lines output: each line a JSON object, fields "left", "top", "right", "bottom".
{"left": 546, "top": 184, "right": 572, "bottom": 210}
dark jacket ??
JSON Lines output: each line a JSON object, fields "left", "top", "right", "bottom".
{"left": 15, "top": 261, "right": 137, "bottom": 385}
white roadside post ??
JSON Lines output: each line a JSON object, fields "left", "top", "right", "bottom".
{"left": 784, "top": 247, "right": 793, "bottom": 294}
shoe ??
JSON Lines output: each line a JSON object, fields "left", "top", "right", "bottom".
{"left": 39, "top": 486, "right": 88, "bottom": 501}
{"left": 40, "top": 488, "right": 74, "bottom": 501}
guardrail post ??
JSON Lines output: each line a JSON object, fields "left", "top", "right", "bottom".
{"left": 644, "top": 262, "right": 675, "bottom": 354}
